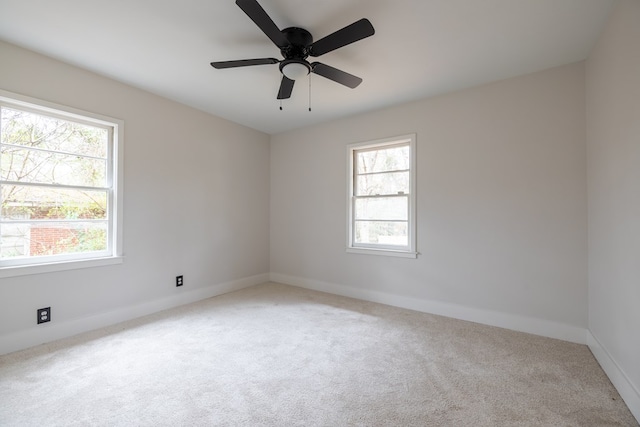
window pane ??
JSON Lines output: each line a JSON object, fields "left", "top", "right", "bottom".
{"left": 1, "top": 185, "right": 107, "bottom": 220}
{"left": 0, "top": 221, "right": 107, "bottom": 258}
{"left": 356, "top": 144, "right": 409, "bottom": 174}
{"left": 355, "top": 221, "right": 408, "bottom": 246}
{"left": 1, "top": 146, "right": 107, "bottom": 187}
{"left": 356, "top": 171, "right": 409, "bottom": 196}
{"left": 0, "top": 107, "right": 108, "bottom": 158}
{"left": 0, "top": 95, "right": 119, "bottom": 268}
{"left": 355, "top": 196, "right": 407, "bottom": 220}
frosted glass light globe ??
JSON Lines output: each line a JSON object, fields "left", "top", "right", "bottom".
{"left": 282, "top": 62, "right": 310, "bottom": 80}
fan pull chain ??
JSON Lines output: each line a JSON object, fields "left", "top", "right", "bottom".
{"left": 308, "top": 74, "right": 312, "bottom": 112}
{"left": 279, "top": 100, "right": 282, "bottom": 111}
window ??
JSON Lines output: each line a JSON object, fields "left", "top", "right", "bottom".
{"left": 0, "top": 90, "right": 123, "bottom": 276}
{"left": 347, "top": 134, "right": 417, "bottom": 258}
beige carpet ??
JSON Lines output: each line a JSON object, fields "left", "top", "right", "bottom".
{"left": 0, "top": 282, "right": 637, "bottom": 426}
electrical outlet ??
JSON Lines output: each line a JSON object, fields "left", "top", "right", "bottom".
{"left": 37, "top": 307, "right": 51, "bottom": 324}
{"left": 176, "top": 275, "right": 183, "bottom": 287}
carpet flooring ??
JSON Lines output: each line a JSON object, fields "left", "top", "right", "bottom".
{"left": 0, "top": 282, "right": 637, "bottom": 426}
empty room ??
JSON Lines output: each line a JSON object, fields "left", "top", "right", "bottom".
{"left": 0, "top": 0, "right": 638, "bottom": 425}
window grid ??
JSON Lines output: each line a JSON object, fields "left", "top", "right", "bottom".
{"left": 0, "top": 96, "right": 119, "bottom": 269}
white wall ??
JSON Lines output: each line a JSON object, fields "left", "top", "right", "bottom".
{"left": 586, "top": 0, "right": 640, "bottom": 419}
{"left": 271, "top": 62, "right": 588, "bottom": 342}
{"left": 0, "top": 41, "right": 271, "bottom": 354}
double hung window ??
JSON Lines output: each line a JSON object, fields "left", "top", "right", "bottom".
{"left": 347, "top": 134, "right": 416, "bottom": 258}
{"left": 0, "top": 90, "right": 123, "bottom": 275}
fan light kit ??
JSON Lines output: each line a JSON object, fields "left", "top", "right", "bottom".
{"left": 280, "top": 61, "right": 310, "bottom": 80}
{"left": 211, "top": 0, "right": 375, "bottom": 106}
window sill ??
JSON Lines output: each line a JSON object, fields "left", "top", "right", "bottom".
{"left": 0, "top": 256, "right": 123, "bottom": 279}
{"left": 346, "top": 247, "right": 418, "bottom": 258}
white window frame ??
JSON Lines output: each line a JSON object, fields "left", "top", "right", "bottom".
{"left": 0, "top": 90, "right": 123, "bottom": 278}
{"left": 347, "top": 133, "right": 417, "bottom": 258}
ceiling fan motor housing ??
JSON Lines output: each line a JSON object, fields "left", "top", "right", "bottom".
{"left": 279, "top": 27, "right": 313, "bottom": 79}
{"left": 280, "top": 27, "right": 313, "bottom": 60}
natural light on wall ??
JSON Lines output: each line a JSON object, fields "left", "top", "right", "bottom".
{"left": 347, "top": 134, "right": 417, "bottom": 258}
{"left": 0, "top": 90, "right": 123, "bottom": 276}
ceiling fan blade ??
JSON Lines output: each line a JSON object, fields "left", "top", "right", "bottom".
{"left": 235, "top": 0, "right": 289, "bottom": 48}
{"left": 277, "top": 76, "right": 295, "bottom": 99}
{"left": 311, "top": 62, "right": 362, "bottom": 88}
{"left": 211, "top": 58, "right": 279, "bottom": 69}
{"left": 309, "top": 18, "right": 375, "bottom": 57}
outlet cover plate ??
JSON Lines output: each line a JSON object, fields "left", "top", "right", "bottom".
{"left": 37, "top": 307, "right": 51, "bottom": 324}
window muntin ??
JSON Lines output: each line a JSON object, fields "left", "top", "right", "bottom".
{"left": 0, "top": 94, "right": 121, "bottom": 270}
{"left": 348, "top": 135, "right": 416, "bottom": 257}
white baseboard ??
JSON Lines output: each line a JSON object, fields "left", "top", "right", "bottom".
{"left": 587, "top": 331, "right": 640, "bottom": 422}
{"left": 269, "top": 272, "right": 587, "bottom": 344}
{"left": 0, "top": 273, "right": 269, "bottom": 356}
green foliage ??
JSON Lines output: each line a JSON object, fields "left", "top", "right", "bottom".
{"left": 44, "top": 203, "right": 106, "bottom": 220}
{"left": 58, "top": 227, "right": 107, "bottom": 253}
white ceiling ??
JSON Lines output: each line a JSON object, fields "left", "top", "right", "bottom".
{"left": 0, "top": 0, "right": 613, "bottom": 135}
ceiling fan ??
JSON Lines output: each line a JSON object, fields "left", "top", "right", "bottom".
{"left": 210, "top": 0, "right": 375, "bottom": 100}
